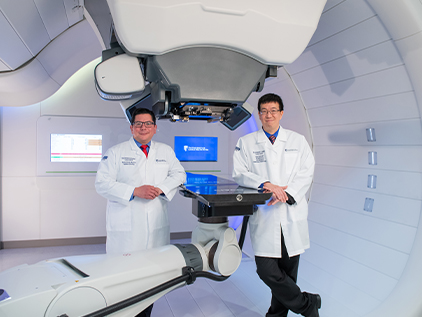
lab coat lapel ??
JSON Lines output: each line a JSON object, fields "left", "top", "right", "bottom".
{"left": 274, "top": 126, "right": 287, "bottom": 153}
{"left": 257, "top": 129, "right": 268, "bottom": 145}
{"left": 129, "top": 137, "right": 143, "bottom": 155}
{"left": 145, "top": 141, "right": 156, "bottom": 184}
{"left": 260, "top": 126, "right": 286, "bottom": 155}
{"left": 129, "top": 137, "right": 152, "bottom": 183}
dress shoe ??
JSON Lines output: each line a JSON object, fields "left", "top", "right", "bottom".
{"left": 306, "top": 293, "right": 321, "bottom": 317}
{"left": 316, "top": 294, "right": 321, "bottom": 309}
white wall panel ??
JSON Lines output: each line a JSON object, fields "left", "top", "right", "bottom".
{"left": 301, "top": 66, "right": 413, "bottom": 109}
{"left": 2, "top": 177, "right": 40, "bottom": 240}
{"left": 308, "top": 200, "right": 417, "bottom": 253}
{"left": 311, "top": 183, "right": 420, "bottom": 227}
{"left": 309, "top": 222, "right": 409, "bottom": 279}
{"left": 395, "top": 31, "right": 422, "bottom": 122}
{"left": 285, "top": 16, "right": 391, "bottom": 75}
{"left": 34, "top": 0, "right": 68, "bottom": 40}
{"left": 292, "top": 40, "right": 403, "bottom": 91}
{"left": 309, "top": 0, "right": 375, "bottom": 46}
{"left": 289, "top": 1, "right": 422, "bottom": 316}
{"left": 299, "top": 259, "right": 381, "bottom": 315}
{"left": 307, "top": 92, "right": 419, "bottom": 127}
{"left": 314, "top": 145, "right": 422, "bottom": 172}
{"left": 0, "top": 10, "right": 33, "bottom": 70}
{"left": 314, "top": 165, "right": 422, "bottom": 200}
{"left": 0, "top": 0, "right": 50, "bottom": 56}
{"left": 39, "top": 187, "right": 106, "bottom": 239}
{"left": 1, "top": 103, "right": 40, "bottom": 177}
{"left": 303, "top": 243, "right": 397, "bottom": 301}
{"left": 312, "top": 119, "right": 422, "bottom": 146}
{"left": 367, "top": 0, "right": 422, "bottom": 40}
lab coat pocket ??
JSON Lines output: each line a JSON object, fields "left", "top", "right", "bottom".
{"left": 106, "top": 201, "right": 131, "bottom": 231}
{"left": 154, "top": 163, "right": 169, "bottom": 184}
{"left": 284, "top": 152, "right": 298, "bottom": 176}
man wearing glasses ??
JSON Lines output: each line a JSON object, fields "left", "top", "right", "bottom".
{"left": 233, "top": 93, "right": 320, "bottom": 317}
{"left": 95, "top": 107, "right": 186, "bottom": 316}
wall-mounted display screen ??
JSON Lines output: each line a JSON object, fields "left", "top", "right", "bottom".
{"left": 51, "top": 134, "right": 102, "bottom": 162}
{"left": 174, "top": 136, "right": 218, "bottom": 162}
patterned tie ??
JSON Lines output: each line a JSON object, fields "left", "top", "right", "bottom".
{"left": 269, "top": 135, "right": 276, "bottom": 144}
{"left": 140, "top": 144, "right": 148, "bottom": 158}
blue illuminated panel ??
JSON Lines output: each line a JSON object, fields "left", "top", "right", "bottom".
{"left": 175, "top": 136, "right": 218, "bottom": 161}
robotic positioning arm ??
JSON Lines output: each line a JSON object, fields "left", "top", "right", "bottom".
{"left": 0, "top": 175, "right": 271, "bottom": 317}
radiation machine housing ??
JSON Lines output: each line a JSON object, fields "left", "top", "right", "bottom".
{"left": 93, "top": 0, "right": 327, "bottom": 130}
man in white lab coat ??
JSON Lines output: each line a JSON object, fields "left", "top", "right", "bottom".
{"left": 233, "top": 94, "right": 320, "bottom": 317}
{"left": 95, "top": 107, "right": 186, "bottom": 317}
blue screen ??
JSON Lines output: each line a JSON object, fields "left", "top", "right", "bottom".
{"left": 174, "top": 136, "right": 218, "bottom": 161}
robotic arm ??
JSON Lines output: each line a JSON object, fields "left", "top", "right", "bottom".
{"left": 0, "top": 175, "right": 271, "bottom": 317}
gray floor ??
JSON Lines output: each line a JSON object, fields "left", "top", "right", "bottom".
{"left": 0, "top": 241, "right": 302, "bottom": 317}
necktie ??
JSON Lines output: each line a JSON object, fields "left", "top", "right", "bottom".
{"left": 140, "top": 145, "right": 148, "bottom": 158}
{"left": 269, "top": 135, "right": 276, "bottom": 144}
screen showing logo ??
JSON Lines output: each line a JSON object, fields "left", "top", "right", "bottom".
{"left": 174, "top": 136, "right": 218, "bottom": 161}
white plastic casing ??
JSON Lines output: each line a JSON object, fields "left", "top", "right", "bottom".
{"left": 107, "top": 0, "right": 327, "bottom": 65}
{"left": 95, "top": 53, "right": 145, "bottom": 95}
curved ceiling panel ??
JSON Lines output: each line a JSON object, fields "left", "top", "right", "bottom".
{"left": 0, "top": 19, "right": 102, "bottom": 106}
{"left": 0, "top": 0, "right": 84, "bottom": 71}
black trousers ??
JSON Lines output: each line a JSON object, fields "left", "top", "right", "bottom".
{"left": 255, "top": 237, "right": 318, "bottom": 317}
{"left": 135, "top": 304, "right": 153, "bottom": 317}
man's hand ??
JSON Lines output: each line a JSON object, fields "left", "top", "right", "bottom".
{"left": 133, "top": 185, "right": 162, "bottom": 200}
{"left": 262, "top": 182, "right": 288, "bottom": 205}
{"left": 267, "top": 196, "right": 280, "bottom": 206}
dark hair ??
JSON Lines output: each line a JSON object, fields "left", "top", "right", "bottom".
{"left": 130, "top": 108, "right": 156, "bottom": 125}
{"left": 258, "top": 93, "right": 284, "bottom": 112}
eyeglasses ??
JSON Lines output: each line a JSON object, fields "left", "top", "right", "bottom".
{"left": 132, "top": 121, "right": 155, "bottom": 128}
{"left": 259, "top": 109, "right": 281, "bottom": 116}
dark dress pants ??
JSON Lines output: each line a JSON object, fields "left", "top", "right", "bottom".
{"left": 255, "top": 235, "right": 318, "bottom": 317}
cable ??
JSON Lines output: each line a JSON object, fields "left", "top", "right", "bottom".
{"left": 238, "top": 216, "right": 249, "bottom": 250}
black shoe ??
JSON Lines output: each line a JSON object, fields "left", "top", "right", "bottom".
{"left": 303, "top": 292, "right": 321, "bottom": 317}
{"left": 307, "top": 293, "right": 321, "bottom": 317}
{"left": 316, "top": 294, "right": 321, "bottom": 309}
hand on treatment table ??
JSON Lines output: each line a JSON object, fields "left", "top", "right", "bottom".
{"left": 134, "top": 185, "right": 163, "bottom": 200}
{"left": 263, "top": 183, "right": 288, "bottom": 206}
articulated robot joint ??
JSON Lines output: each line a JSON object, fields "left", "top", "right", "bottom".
{"left": 192, "top": 221, "right": 242, "bottom": 277}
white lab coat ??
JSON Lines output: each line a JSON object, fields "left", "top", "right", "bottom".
{"left": 233, "top": 126, "right": 315, "bottom": 257}
{"left": 95, "top": 137, "right": 186, "bottom": 254}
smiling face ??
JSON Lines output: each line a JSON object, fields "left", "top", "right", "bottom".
{"left": 130, "top": 113, "right": 157, "bottom": 145}
{"left": 258, "top": 101, "right": 284, "bottom": 134}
